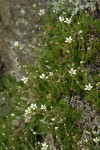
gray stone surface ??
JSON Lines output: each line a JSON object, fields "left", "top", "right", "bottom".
{"left": 0, "top": 0, "right": 50, "bottom": 79}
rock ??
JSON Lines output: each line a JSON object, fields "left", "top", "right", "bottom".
{"left": 0, "top": 0, "right": 50, "bottom": 80}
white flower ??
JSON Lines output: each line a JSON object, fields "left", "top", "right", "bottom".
{"left": 58, "top": 1, "right": 64, "bottom": 4}
{"left": 45, "top": 76, "right": 48, "bottom": 79}
{"left": 24, "top": 103, "right": 37, "bottom": 121}
{"left": 80, "top": 61, "right": 84, "bottom": 64}
{"left": 69, "top": 0, "right": 72, "bottom": 2}
{"left": 33, "top": 132, "right": 36, "bottom": 135}
{"left": 69, "top": 68, "right": 76, "bottom": 75}
{"left": 55, "top": 127, "right": 58, "bottom": 130}
{"left": 40, "top": 74, "right": 45, "bottom": 79}
{"left": 92, "top": 130, "right": 99, "bottom": 135}
{"left": 41, "top": 104, "right": 46, "bottom": 110}
{"left": 85, "top": 83, "right": 93, "bottom": 91}
{"left": 11, "top": 113, "right": 15, "bottom": 117}
{"left": 33, "top": 4, "right": 36, "bottom": 8}
{"left": 93, "top": 137, "right": 100, "bottom": 143}
{"left": 25, "top": 107, "right": 32, "bottom": 115}
{"left": 38, "top": 9, "right": 45, "bottom": 16}
{"left": 49, "top": 72, "right": 53, "bottom": 76}
{"left": 51, "top": 118, "right": 55, "bottom": 121}
{"left": 47, "top": 94, "right": 51, "bottom": 99}
{"left": 13, "top": 41, "right": 19, "bottom": 47}
{"left": 21, "top": 76, "right": 28, "bottom": 84}
{"left": 78, "top": 30, "right": 83, "bottom": 34}
{"left": 40, "top": 74, "right": 48, "bottom": 80}
{"left": 59, "top": 16, "right": 64, "bottom": 22}
{"left": 41, "top": 142, "right": 48, "bottom": 150}
{"left": 84, "top": 138, "right": 88, "bottom": 142}
{"left": 30, "top": 103, "right": 37, "bottom": 110}
{"left": 78, "top": 22, "right": 80, "bottom": 25}
{"left": 65, "top": 36, "right": 73, "bottom": 43}
{"left": 64, "top": 18, "right": 71, "bottom": 24}
{"left": 3, "top": 125, "right": 5, "bottom": 128}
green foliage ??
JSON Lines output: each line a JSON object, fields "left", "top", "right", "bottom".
{"left": 0, "top": 1, "right": 100, "bottom": 150}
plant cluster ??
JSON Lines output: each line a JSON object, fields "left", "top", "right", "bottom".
{"left": 0, "top": 1, "right": 100, "bottom": 150}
